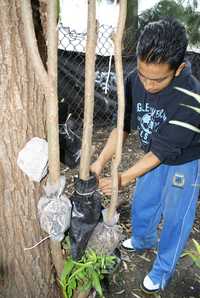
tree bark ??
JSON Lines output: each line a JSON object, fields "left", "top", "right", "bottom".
{"left": 0, "top": 1, "right": 59, "bottom": 297}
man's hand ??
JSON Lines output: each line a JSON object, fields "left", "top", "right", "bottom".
{"left": 99, "top": 174, "right": 123, "bottom": 196}
{"left": 99, "top": 172, "right": 137, "bottom": 196}
{"left": 90, "top": 160, "right": 103, "bottom": 177}
{"left": 99, "top": 177, "right": 113, "bottom": 196}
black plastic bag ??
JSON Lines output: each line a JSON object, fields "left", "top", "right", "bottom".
{"left": 69, "top": 174, "right": 102, "bottom": 260}
{"left": 59, "top": 114, "right": 81, "bottom": 168}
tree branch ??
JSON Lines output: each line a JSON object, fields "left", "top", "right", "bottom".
{"left": 21, "top": 0, "right": 49, "bottom": 90}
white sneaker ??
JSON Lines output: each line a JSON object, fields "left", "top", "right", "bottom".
{"left": 121, "top": 238, "right": 136, "bottom": 251}
{"left": 141, "top": 275, "right": 160, "bottom": 293}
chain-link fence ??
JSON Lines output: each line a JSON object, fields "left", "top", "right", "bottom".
{"left": 57, "top": 22, "right": 200, "bottom": 141}
{"left": 58, "top": 23, "right": 136, "bottom": 135}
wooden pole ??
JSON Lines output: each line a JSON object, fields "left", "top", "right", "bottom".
{"left": 73, "top": 2, "right": 97, "bottom": 297}
{"left": 79, "top": 0, "right": 97, "bottom": 181}
{"left": 106, "top": 0, "right": 127, "bottom": 226}
{"left": 46, "top": 0, "right": 60, "bottom": 185}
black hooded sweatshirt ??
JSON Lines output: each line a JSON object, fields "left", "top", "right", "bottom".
{"left": 124, "top": 63, "right": 200, "bottom": 165}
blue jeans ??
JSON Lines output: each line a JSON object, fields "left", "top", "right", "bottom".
{"left": 131, "top": 160, "right": 200, "bottom": 289}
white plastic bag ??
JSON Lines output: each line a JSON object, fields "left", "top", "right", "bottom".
{"left": 17, "top": 137, "right": 48, "bottom": 182}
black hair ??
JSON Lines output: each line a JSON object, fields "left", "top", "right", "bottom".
{"left": 136, "top": 17, "right": 188, "bottom": 70}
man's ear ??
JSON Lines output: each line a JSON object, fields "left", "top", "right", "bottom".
{"left": 175, "top": 62, "right": 186, "bottom": 77}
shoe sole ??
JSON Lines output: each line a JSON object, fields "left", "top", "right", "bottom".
{"left": 121, "top": 243, "right": 156, "bottom": 252}
{"left": 121, "top": 244, "right": 153, "bottom": 253}
{"left": 140, "top": 283, "right": 160, "bottom": 295}
{"left": 121, "top": 245, "right": 136, "bottom": 252}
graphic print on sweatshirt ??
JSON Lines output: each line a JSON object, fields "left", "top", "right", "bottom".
{"left": 136, "top": 102, "right": 167, "bottom": 145}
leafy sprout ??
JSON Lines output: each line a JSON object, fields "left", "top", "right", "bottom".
{"left": 182, "top": 239, "right": 200, "bottom": 268}
{"left": 59, "top": 249, "right": 117, "bottom": 298}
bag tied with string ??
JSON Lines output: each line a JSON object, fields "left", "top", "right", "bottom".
{"left": 38, "top": 176, "right": 72, "bottom": 241}
{"left": 87, "top": 208, "right": 123, "bottom": 255}
{"left": 59, "top": 114, "right": 81, "bottom": 168}
{"left": 69, "top": 174, "right": 102, "bottom": 260}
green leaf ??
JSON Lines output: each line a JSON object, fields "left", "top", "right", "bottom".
{"left": 61, "top": 259, "right": 74, "bottom": 285}
{"left": 58, "top": 280, "right": 68, "bottom": 298}
{"left": 181, "top": 239, "right": 200, "bottom": 269}
{"left": 68, "top": 267, "right": 87, "bottom": 283}
{"left": 101, "top": 255, "right": 105, "bottom": 268}
{"left": 61, "top": 250, "right": 118, "bottom": 298}
{"left": 69, "top": 278, "right": 77, "bottom": 290}
{"left": 76, "top": 270, "right": 86, "bottom": 280}
{"left": 92, "top": 271, "right": 103, "bottom": 297}
{"left": 193, "top": 239, "right": 200, "bottom": 255}
{"left": 79, "top": 281, "right": 92, "bottom": 292}
{"left": 58, "top": 279, "right": 65, "bottom": 289}
{"left": 63, "top": 290, "right": 68, "bottom": 298}
{"left": 175, "top": 87, "right": 200, "bottom": 104}
{"left": 67, "top": 285, "right": 73, "bottom": 298}
{"left": 190, "top": 254, "right": 200, "bottom": 269}
{"left": 169, "top": 120, "right": 200, "bottom": 133}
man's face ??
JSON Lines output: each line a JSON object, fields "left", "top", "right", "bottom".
{"left": 137, "top": 59, "right": 176, "bottom": 94}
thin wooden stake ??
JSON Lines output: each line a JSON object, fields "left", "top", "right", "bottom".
{"left": 47, "top": 0, "right": 60, "bottom": 185}
{"left": 106, "top": 0, "right": 127, "bottom": 225}
{"left": 73, "top": 2, "right": 97, "bottom": 297}
{"left": 79, "top": 0, "right": 97, "bottom": 181}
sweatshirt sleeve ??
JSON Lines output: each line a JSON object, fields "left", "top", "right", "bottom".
{"left": 150, "top": 106, "right": 200, "bottom": 163}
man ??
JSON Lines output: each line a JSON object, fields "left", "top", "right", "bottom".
{"left": 91, "top": 18, "right": 200, "bottom": 293}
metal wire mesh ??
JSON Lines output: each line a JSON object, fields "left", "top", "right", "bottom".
{"left": 58, "top": 23, "right": 136, "bottom": 137}
{"left": 58, "top": 22, "right": 200, "bottom": 139}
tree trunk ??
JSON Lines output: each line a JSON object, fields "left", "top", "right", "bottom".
{"left": 0, "top": 1, "right": 59, "bottom": 297}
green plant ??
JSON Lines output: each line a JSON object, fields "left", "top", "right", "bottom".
{"left": 182, "top": 239, "right": 200, "bottom": 268}
{"left": 59, "top": 249, "right": 117, "bottom": 298}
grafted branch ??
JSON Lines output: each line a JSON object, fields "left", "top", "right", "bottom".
{"left": 21, "top": 0, "right": 49, "bottom": 89}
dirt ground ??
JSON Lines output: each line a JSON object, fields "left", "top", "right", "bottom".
{"left": 64, "top": 129, "right": 200, "bottom": 298}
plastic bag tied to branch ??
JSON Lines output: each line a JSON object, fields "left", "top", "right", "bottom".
{"left": 38, "top": 176, "right": 72, "bottom": 241}
{"left": 69, "top": 174, "right": 102, "bottom": 260}
{"left": 59, "top": 114, "right": 81, "bottom": 168}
